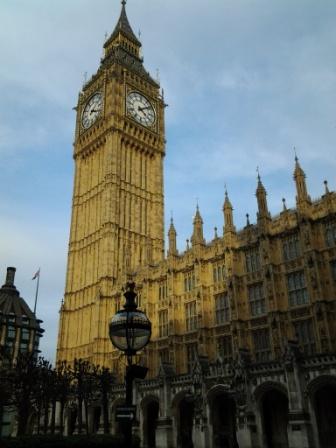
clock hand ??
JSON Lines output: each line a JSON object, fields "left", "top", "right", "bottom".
{"left": 138, "top": 106, "right": 151, "bottom": 112}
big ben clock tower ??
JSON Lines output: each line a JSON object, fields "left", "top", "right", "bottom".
{"left": 57, "top": 1, "right": 165, "bottom": 366}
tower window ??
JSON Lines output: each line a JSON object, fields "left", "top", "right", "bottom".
{"left": 158, "top": 310, "right": 168, "bottom": 338}
{"left": 282, "top": 233, "right": 301, "bottom": 261}
{"left": 159, "top": 349, "right": 169, "bottom": 363}
{"left": 287, "top": 270, "right": 309, "bottom": 307}
{"left": 6, "top": 325, "right": 16, "bottom": 340}
{"left": 184, "top": 272, "right": 195, "bottom": 292}
{"left": 213, "top": 263, "right": 225, "bottom": 283}
{"left": 330, "top": 260, "right": 336, "bottom": 283}
{"left": 217, "top": 336, "right": 233, "bottom": 362}
{"left": 21, "top": 328, "right": 30, "bottom": 342}
{"left": 215, "top": 293, "right": 230, "bottom": 325}
{"left": 159, "top": 280, "right": 168, "bottom": 300}
{"left": 253, "top": 328, "right": 271, "bottom": 362}
{"left": 185, "top": 301, "right": 197, "bottom": 332}
{"left": 248, "top": 283, "right": 266, "bottom": 316}
{"left": 325, "top": 221, "right": 336, "bottom": 247}
{"left": 245, "top": 247, "right": 261, "bottom": 273}
{"left": 186, "top": 343, "right": 198, "bottom": 372}
{"left": 293, "top": 319, "right": 315, "bottom": 354}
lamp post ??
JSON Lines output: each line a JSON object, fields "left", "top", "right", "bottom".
{"left": 109, "top": 282, "right": 151, "bottom": 446}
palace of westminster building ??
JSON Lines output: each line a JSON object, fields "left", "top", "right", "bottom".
{"left": 56, "top": 2, "right": 336, "bottom": 447}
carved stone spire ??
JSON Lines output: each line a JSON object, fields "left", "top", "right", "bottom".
{"left": 293, "top": 155, "right": 311, "bottom": 209}
{"left": 191, "top": 205, "right": 205, "bottom": 246}
{"left": 106, "top": 0, "right": 141, "bottom": 47}
{"left": 223, "top": 189, "right": 235, "bottom": 234}
{"left": 168, "top": 217, "right": 178, "bottom": 257}
{"left": 256, "top": 171, "right": 270, "bottom": 221}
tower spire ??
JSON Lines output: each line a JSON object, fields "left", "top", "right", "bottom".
{"left": 223, "top": 188, "right": 235, "bottom": 234}
{"left": 191, "top": 205, "right": 205, "bottom": 246}
{"left": 168, "top": 217, "right": 178, "bottom": 257}
{"left": 293, "top": 153, "right": 311, "bottom": 209}
{"left": 256, "top": 169, "right": 270, "bottom": 221}
{"left": 104, "top": 0, "right": 141, "bottom": 52}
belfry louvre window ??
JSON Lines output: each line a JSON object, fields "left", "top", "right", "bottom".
{"left": 253, "top": 328, "right": 271, "bottom": 362}
{"left": 245, "top": 247, "right": 261, "bottom": 273}
{"left": 185, "top": 301, "right": 198, "bottom": 331}
{"left": 287, "top": 270, "right": 309, "bottom": 307}
{"left": 217, "top": 336, "right": 233, "bottom": 362}
{"left": 184, "top": 271, "right": 196, "bottom": 292}
{"left": 215, "top": 293, "right": 230, "bottom": 324}
{"left": 213, "top": 264, "right": 225, "bottom": 283}
{"left": 248, "top": 283, "right": 266, "bottom": 316}
{"left": 325, "top": 221, "right": 336, "bottom": 247}
{"left": 294, "top": 319, "right": 315, "bottom": 354}
{"left": 282, "top": 233, "right": 301, "bottom": 261}
{"left": 159, "top": 310, "right": 168, "bottom": 338}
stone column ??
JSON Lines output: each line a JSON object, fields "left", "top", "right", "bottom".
{"left": 284, "top": 341, "right": 314, "bottom": 448}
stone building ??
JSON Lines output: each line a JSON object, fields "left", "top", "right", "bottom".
{"left": 0, "top": 267, "right": 44, "bottom": 436}
{"left": 56, "top": 2, "right": 336, "bottom": 447}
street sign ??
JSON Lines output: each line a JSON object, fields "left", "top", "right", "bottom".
{"left": 115, "top": 405, "right": 136, "bottom": 422}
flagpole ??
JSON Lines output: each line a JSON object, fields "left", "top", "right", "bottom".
{"left": 33, "top": 268, "right": 40, "bottom": 315}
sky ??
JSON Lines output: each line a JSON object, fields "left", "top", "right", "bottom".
{"left": 0, "top": 0, "right": 336, "bottom": 362}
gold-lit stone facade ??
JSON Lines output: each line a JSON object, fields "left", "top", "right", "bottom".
{"left": 57, "top": 4, "right": 336, "bottom": 385}
{"left": 57, "top": 4, "right": 165, "bottom": 367}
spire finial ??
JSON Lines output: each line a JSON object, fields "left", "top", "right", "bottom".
{"left": 294, "top": 146, "right": 298, "bottom": 162}
{"left": 214, "top": 227, "right": 218, "bottom": 239}
{"left": 324, "top": 180, "right": 330, "bottom": 194}
{"left": 282, "top": 197, "right": 287, "bottom": 211}
{"left": 121, "top": 0, "right": 126, "bottom": 6}
{"left": 256, "top": 166, "right": 261, "bottom": 181}
{"left": 224, "top": 183, "right": 228, "bottom": 197}
{"left": 246, "top": 213, "right": 250, "bottom": 226}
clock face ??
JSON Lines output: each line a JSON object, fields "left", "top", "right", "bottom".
{"left": 82, "top": 92, "right": 103, "bottom": 129}
{"left": 126, "top": 92, "right": 156, "bottom": 127}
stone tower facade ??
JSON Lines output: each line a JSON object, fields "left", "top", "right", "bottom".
{"left": 57, "top": 2, "right": 165, "bottom": 366}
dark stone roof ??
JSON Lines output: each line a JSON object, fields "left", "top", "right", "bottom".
{"left": 101, "top": 46, "right": 159, "bottom": 88}
{"left": 0, "top": 267, "right": 43, "bottom": 331}
{"left": 104, "top": 2, "right": 141, "bottom": 48}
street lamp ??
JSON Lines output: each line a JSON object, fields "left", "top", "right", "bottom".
{"left": 109, "top": 282, "right": 151, "bottom": 446}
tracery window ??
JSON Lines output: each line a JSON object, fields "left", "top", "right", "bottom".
{"left": 184, "top": 271, "right": 195, "bottom": 292}
{"left": 294, "top": 319, "right": 315, "bottom": 354}
{"left": 217, "top": 336, "right": 233, "bottom": 362}
{"left": 186, "top": 343, "right": 197, "bottom": 372}
{"left": 245, "top": 247, "right": 261, "bottom": 273}
{"left": 185, "top": 301, "right": 197, "bottom": 332}
{"left": 215, "top": 293, "right": 230, "bottom": 324}
{"left": 283, "top": 233, "right": 301, "bottom": 261}
{"left": 159, "top": 310, "right": 168, "bottom": 338}
{"left": 253, "top": 328, "right": 271, "bottom": 362}
{"left": 248, "top": 283, "right": 266, "bottom": 316}
{"left": 213, "top": 263, "right": 225, "bottom": 283}
{"left": 325, "top": 221, "right": 336, "bottom": 247}
{"left": 287, "top": 270, "right": 309, "bottom": 307}
{"left": 159, "top": 280, "right": 168, "bottom": 300}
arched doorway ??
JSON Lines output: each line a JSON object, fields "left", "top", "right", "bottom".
{"left": 143, "top": 399, "right": 159, "bottom": 448}
{"left": 261, "top": 389, "right": 289, "bottom": 448}
{"left": 177, "top": 396, "right": 194, "bottom": 448}
{"left": 314, "top": 384, "right": 336, "bottom": 448}
{"left": 92, "top": 406, "right": 101, "bottom": 434}
{"left": 211, "top": 393, "right": 238, "bottom": 448}
{"left": 67, "top": 407, "right": 77, "bottom": 435}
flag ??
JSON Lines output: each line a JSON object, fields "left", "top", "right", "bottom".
{"left": 32, "top": 269, "right": 40, "bottom": 280}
